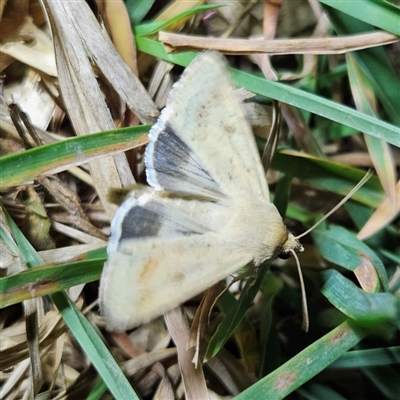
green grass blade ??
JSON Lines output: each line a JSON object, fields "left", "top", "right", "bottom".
{"left": 51, "top": 291, "right": 139, "bottom": 399}
{"left": 299, "top": 382, "right": 347, "bottom": 400}
{"left": 347, "top": 52, "right": 397, "bottom": 205}
{"left": 136, "top": 37, "right": 400, "bottom": 147}
{"left": 206, "top": 266, "right": 269, "bottom": 360}
{"left": 312, "top": 224, "right": 388, "bottom": 290}
{"left": 134, "top": 4, "right": 222, "bottom": 36}
{"left": 234, "top": 70, "right": 400, "bottom": 148}
{"left": 321, "top": 269, "right": 397, "bottom": 324}
{"left": 0, "top": 257, "right": 105, "bottom": 308}
{"left": 271, "top": 151, "right": 384, "bottom": 208}
{"left": 363, "top": 365, "right": 400, "bottom": 398}
{"left": 0, "top": 126, "right": 149, "bottom": 189}
{"left": 330, "top": 346, "right": 400, "bottom": 368}
{"left": 1, "top": 205, "right": 138, "bottom": 399}
{"left": 319, "top": 0, "right": 400, "bottom": 35}
{"left": 125, "top": 0, "right": 155, "bottom": 25}
{"left": 259, "top": 272, "right": 284, "bottom": 377}
{"left": 272, "top": 173, "right": 293, "bottom": 218}
{"left": 325, "top": 6, "right": 400, "bottom": 125}
{"left": 234, "top": 320, "right": 367, "bottom": 400}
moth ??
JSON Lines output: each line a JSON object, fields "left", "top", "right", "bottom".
{"left": 99, "top": 51, "right": 304, "bottom": 331}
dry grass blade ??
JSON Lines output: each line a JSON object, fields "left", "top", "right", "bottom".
{"left": 40, "top": 177, "right": 107, "bottom": 240}
{"left": 354, "top": 254, "right": 380, "bottom": 292}
{"left": 159, "top": 30, "right": 399, "bottom": 55}
{"left": 38, "top": 243, "right": 106, "bottom": 264}
{"left": 41, "top": 0, "right": 129, "bottom": 216}
{"left": 154, "top": 0, "right": 204, "bottom": 31}
{"left": 5, "top": 69, "right": 56, "bottom": 130}
{"left": 24, "top": 298, "right": 43, "bottom": 397}
{"left": 1, "top": 309, "right": 66, "bottom": 371}
{"left": 357, "top": 180, "right": 400, "bottom": 240}
{"left": 164, "top": 307, "right": 209, "bottom": 400}
{"left": 188, "top": 283, "right": 223, "bottom": 367}
{"left": 60, "top": 1, "right": 159, "bottom": 125}
{"left": 0, "top": 21, "right": 57, "bottom": 77}
{"left": 206, "top": 350, "right": 257, "bottom": 395}
{"left": 0, "top": 358, "right": 31, "bottom": 399}
{"left": 41, "top": 0, "right": 158, "bottom": 216}
{"left": 122, "top": 348, "right": 177, "bottom": 377}
{"left": 101, "top": 0, "right": 139, "bottom": 75}
{"left": 50, "top": 222, "right": 105, "bottom": 245}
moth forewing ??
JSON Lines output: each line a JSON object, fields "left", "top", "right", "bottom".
{"left": 145, "top": 52, "right": 269, "bottom": 199}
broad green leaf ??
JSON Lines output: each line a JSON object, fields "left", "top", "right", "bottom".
{"left": 321, "top": 269, "right": 397, "bottom": 324}
{"left": 126, "top": 0, "right": 155, "bottom": 25}
{"left": 312, "top": 225, "right": 388, "bottom": 290}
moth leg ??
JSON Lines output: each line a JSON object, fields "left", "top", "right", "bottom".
{"left": 206, "top": 265, "right": 257, "bottom": 324}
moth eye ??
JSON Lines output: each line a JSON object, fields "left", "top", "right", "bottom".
{"left": 278, "top": 251, "right": 291, "bottom": 260}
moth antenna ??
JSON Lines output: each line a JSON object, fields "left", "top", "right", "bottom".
{"left": 290, "top": 248, "right": 309, "bottom": 332}
{"left": 296, "top": 169, "right": 373, "bottom": 240}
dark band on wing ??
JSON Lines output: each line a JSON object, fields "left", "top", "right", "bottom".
{"left": 147, "top": 124, "right": 223, "bottom": 197}
{"left": 120, "top": 206, "right": 163, "bottom": 240}
{"left": 119, "top": 199, "right": 204, "bottom": 242}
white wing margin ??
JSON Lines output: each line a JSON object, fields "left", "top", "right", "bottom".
{"left": 146, "top": 51, "right": 269, "bottom": 199}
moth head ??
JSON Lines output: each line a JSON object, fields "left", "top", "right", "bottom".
{"left": 275, "top": 170, "right": 372, "bottom": 331}
{"left": 278, "top": 231, "right": 304, "bottom": 260}
{"left": 276, "top": 229, "right": 308, "bottom": 331}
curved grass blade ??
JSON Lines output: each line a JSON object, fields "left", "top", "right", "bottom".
{"left": 325, "top": 6, "right": 400, "bottom": 127}
{"left": 0, "top": 126, "right": 149, "bottom": 189}
{"left": 321, "top": 269, "right": 397, "bottom": 324}
{"left": 312, "top": 224, "right": 388, "bottom": 291}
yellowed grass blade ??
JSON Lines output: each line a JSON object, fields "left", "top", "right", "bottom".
{"left": 159, "top": 30, "right": 399, "bottom": 55}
